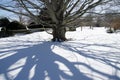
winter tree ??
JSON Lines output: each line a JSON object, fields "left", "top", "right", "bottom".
{"left": 0, "top": 0, "right": 111, "bottom": 41}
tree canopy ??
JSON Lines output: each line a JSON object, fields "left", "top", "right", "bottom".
{"left": 0, "top": 0, "right": 112, "bottom": 41}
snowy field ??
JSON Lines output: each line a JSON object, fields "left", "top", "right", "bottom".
{"left": 0, "top": 27, "right": 120, "bottom": 80}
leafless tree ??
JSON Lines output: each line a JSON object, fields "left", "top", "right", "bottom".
{"left": 0, "top": 0, "right": 111, "bottom": 41}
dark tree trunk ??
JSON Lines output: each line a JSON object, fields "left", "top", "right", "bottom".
{"left": 52, "top": 25, "right": 67, "bottom": 42}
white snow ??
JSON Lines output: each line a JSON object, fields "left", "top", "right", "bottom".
{"left": 0, "top": 27, "right": 120, "bottom": 80}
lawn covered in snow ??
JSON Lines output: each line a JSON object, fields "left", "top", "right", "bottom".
{"left": 0, "top": 27, "right": 120, "bottom": 80}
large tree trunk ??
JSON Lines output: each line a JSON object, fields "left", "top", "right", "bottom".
{"left": 52, "top": 25, "right": 67, "bottom": 42}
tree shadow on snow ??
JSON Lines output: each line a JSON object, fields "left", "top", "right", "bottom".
{"left": 0, "top": 41, "right": 93, "bottom": 80}
{"left": 60, "top": 42, "right": 120, "bottom": 80}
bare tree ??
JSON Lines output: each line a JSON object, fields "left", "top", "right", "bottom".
{"left": 0, "top": 0, "right": 111, "bottom": 41}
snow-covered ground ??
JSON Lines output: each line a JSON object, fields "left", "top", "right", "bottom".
{"left": 0, "top": 27, "right": 120, "bottom": 80}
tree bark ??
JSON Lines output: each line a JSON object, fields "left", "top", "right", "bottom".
{"left": 52, "top": 25, "right": 66, "bottom": 42}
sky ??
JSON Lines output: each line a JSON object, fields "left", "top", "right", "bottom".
{"left": 0, "top": 10, "right": 17, "bottom": 19}
{"left": 0, "top": 0, "right": 119, "bottom": 21}
{"left": 0, "top": 0, "right": 19, "bottom": 20}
